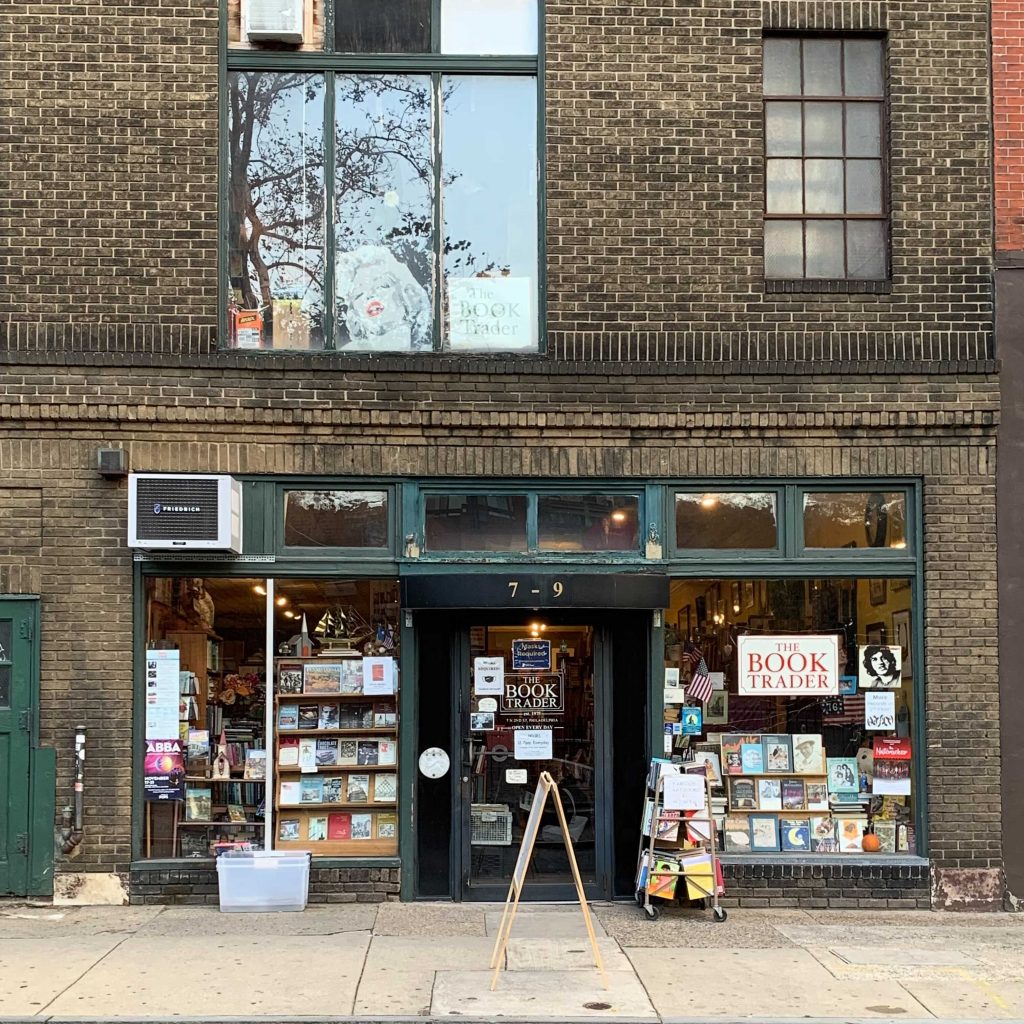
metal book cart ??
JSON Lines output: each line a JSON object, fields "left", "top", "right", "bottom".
{"left": 635, "top": 764, "right": 727, "bottom": 922}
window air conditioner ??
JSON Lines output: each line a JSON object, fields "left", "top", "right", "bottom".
{"left": 246, "top": 0, "right": 305, "bottom": 44}
{"left": 128, "top": 474, "right": 243, "bottom": 553}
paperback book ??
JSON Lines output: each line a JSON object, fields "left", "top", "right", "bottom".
{"left": 308, "top": 816, "right": 327, "bottom": 841}
{"left": 279, "top": 818, "right": 301, "bottom": 841}
{"left": 300, "top": 777, "right": 324, "bottom": 803}
{"left": 351, "top": 813, "right": 373, "bottom": 839}
{"left": 185, "top": 787, "right": 211, "bottom": 822}
{"left": 791, "top": 734, "right": 825, "bottom": 775}
{"left": 780, "top": 817, "right": 810, "bottom": 852}
{"left": 322, "top": 777, "right": 343, "bottom": 802}
{"left": 781, "top": 778, "right": 806, "bottom": 811}
{"left": 749, "top": 814, "right": 779, "bottom": 852}
{"left": 357, "top": 740, "right": 379, "bottom": 766}
{"left": 756, "top": 778, "right": 782, "bottom": 811}
{"left": 278, "top": 737, "right": 299, "bottom": 767}
{"left": 243, "top": 749, "right": 267, "bottom": 780}
{"left": 740, "top": 743, "right": 765, "bottom": 774}
{"left": 338, "top": 740, "right": 358, "bottom": 766}
{"left": 327, "top": 812, "right": 352, "bottom": 840}
{"left": 297, "top": 704, "right": 320, "bottom": 730}
{"left": 762, "top": 734, "right": 793, "bottom": 773}
{"left": 729, "top": 779, "right": 758, "bottom": 811}
{"left": 374, "top": 773, "right": 397, "bottom": 802}
{"left": 277, "top": 705, "right": 298, "bottom": 731}
{"left": 346, "top": 773, "right": 370, "bottom": 803}
{"left": 378, "top": 739, "right": 397, "bottom": 766}
{"left": 723, "top": 815, "right": 752, "bottom": 852}
{"left": 316, "top": 738, "right": 339, "bottom": 766}
{"left": 277, "top": 665, "right": 304, "bottom": 694}
{"left": 279, "top": 781, "right": 301, "bottom": 805}
{"left": 298, "top": 738, "right": 317, "bottom": 771}
{"left": 303, "top": 663, "right": 343, "bottom": 695}
{"left": 318, "top": 704, "right": 340, "bottom": 730}
{"left": 376, "top": 812, "right": 398, "bottom": 839}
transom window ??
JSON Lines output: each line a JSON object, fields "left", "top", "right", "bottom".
{"left": 763, "top": 36, "right": 887, "bottom": 282}
{"left": 225, "top": 1, "right": 540, "bottom": 354}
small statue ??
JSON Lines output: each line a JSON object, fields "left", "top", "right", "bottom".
{"left": 212, "top": 733, "right": 231, "bottom": 781}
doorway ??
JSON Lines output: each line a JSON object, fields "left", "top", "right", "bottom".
{"left": 413, "top": 610, "right": 650, "bottom": 902}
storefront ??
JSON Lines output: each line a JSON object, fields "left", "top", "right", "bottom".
{"left": 131, "top": 477, "right": 927, "bottom": 906}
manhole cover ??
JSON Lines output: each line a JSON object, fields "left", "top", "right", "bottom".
{"left": 584, "top": 1002, "right": 612, "bottom": 1010}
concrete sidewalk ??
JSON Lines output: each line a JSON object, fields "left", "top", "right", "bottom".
{"left": 1, "top": 902, "right": 1023, "bottom": 1022}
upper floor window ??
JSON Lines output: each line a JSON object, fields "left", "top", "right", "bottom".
{"left": 225, "top": 1, "right": 540, "bottom": 354}
{"left": 763, "top": 36, "right": 887, "bottom": 283}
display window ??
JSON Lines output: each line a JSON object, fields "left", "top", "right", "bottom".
{"left": 664, "top": 576, "right": 918, "bottom": 856}
{"left": 141, "top": 575, "right": 400, "bottom": 860}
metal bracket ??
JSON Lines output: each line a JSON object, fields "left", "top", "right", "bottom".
{"left": 15, "top": 833, "right": 28, "bottom": 855}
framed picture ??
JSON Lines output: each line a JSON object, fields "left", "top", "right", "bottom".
{"left": 748, "top": 814, "right": 780, "bottom": 852}
{"left": 743, "top": 580, "right": 755, "bottom": 609}
{"left": 866, "top": 622, "right": 887, "bottom": 646}
{"left": 704, "top": 690, "right": 729, "bottom": 725}
{"left": 891, "top": 609, "right": 913, "bottom": 679}
{"left": 869, "top": 577, "right": 887, "bottom": 606}
{"left": 677, "top": 605, "right": 692, "bottom": 641}
{"left": 731, "top": 581, "right": 741, "bottom": 613}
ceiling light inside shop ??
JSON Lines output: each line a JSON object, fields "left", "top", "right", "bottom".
{"left": 611, "top": 511, "right": 627, "bottom": 523}
{"left": 276, "top": 596, "right": 288, "bottom": 607}
{"left": 701, "top": 494, "right": 718, "bottom": 508}
{"left": 253, "top": 584, "right": 267, "bottom": 596}
{"left": 283, "top": 610, "right": 296, "bottom": 619}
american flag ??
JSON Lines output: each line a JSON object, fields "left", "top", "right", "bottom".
{"left": 377, "top": 624, "right": 396, "bottom": 650}
{"left": 683, "top": 643, "right": 713, "bottom": 704}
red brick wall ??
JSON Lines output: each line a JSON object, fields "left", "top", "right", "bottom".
{"left": 995, "top": 0, "right": 1024, "bottom": 252}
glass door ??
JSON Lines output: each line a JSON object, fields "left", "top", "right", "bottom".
{"left": 461, "top": 621, "right": 605, "bottom": 900}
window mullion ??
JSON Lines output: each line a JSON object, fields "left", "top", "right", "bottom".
{"left": 324, "top": 72, "right": 337, "bottom": 349}
{"left": 432, "top": 71, "right": 443, "bottom": 351}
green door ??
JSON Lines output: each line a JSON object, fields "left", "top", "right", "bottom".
{"left": 0, "top": 598, "right": 36, "bottom": 895}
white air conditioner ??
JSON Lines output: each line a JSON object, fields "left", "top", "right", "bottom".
{"left": 129, "top": 474, "right": 243, "bottom": 553}
{"left": 246, "top": 0, "right": 305, "bottom": 43}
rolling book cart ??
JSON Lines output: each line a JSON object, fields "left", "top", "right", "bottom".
{"left": 635, "top": 760, "right": 727, "bottom": 922}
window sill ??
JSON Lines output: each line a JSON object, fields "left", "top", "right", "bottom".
{"left": 718, "top": 853, "right": 927, "bottom": 866}
{"left": 764, "top": 279, "right": 892, "bottom": 296}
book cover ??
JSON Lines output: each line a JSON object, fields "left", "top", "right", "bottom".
{"left": 693, "top": 751, "right": 723, "bottom": 787}
{"left": 318, "top": 704, "right": 340, "bottom": 730}
{"left": 346, "top": 773, "right": 369, "bottom": 803}
{"left": 873, "top": 819, "right": 897, "bottom": 853}
{"left": 723, "top": 815, "right": 752, "bottom": 852}
{"left": 781, "top": 778, "right": 806, "bottom": 811}
{"left": 185, "top": 787, "right": 211, "bottom": 822}
{"left": 339, "top": 660, "right": 364, "bottom": 694}
{"left": 839, "top": 816, "right": 867, "bottom": 852}
{"left": 338, "top": 740, "right": 358, "bottom": 766}
{"left": 647, "top": 857, "right": 679, "bottom": 899}
{"left": 277, "top": 665, "right": 304, "bottom": 694}
{"left": 300, "top": 776, "right": 324, "bottom": 803}
{"left": 720, "top": 734, "right": 756, "bottom": 775}
{"left": 307, "top": 816, "right": 328, "bottom": 841}
{"left": 277, "top": 705, "right": 299, "bottom": 731}
{"left": 363, "top": 656, "right": 396, "bottom": 695}
{"left": 279, "top": 781, "right": 302, "bottom": 805}
{"left": 278, "top": 737, "right": 300, "bottom": 767}
{"left": 316, "top": 738, "right": 339, "bottom": 766}
{"left": 729, "top": 778, "right": 758, "bottom": 811}
{"left": 762, "top": 734, "right": 793, "bottom": 773}
{"left": 297, "top": 704, "right": 320, "bottom": 730}
{"left": 322, "top": 777, "right": 343, "bottom": 802}
{"left": 227, "top": 803, "right": 247, "bottom": 823}
{"left": 357, "top": 740, "right": 380, "bottom": 766}
{"left": 327, "top": 812, "right": 351, "bottom": 840}
{"left": 680, "top": 851, "right": 715, "bottom": 900}
{"left": 376, "top": 812, "right": 398, "bottom": 839}
{"left": 791, "top": 734, "right": 825, "bottom": 775}
{"left": 748, "top": 814, "right": 780, "bottom": 852}
{"left": 810, "top": 816, "right": 837, "bottom": 851}
{"left": 303, "top": 663, "right": 343, "bottom": 695}
{"left": 806, "top": 782, "right": 830, "bottom": 812}
{"left": 339, "top": 703, "right": 372, "bottom": 729}
{"left": 243, "top": 749, "right": 266, "bottom": 780}
{"left": 180, "top": 831, "right": 210, "bottom": 858}
{"left": 642, "top": 797, "right": 655, "bottom": 836}
{"left": 186, "top": 729, "right": 210, "bottom": 765}
{"left": 278, "top": 818, "right": 301, "bottom": 841}
{"left": 681, "top": 706, "right": 703, "bottom": 735}
{"left": 351, "top": 813, "right": 373, "bottom": 839}
{"left": 756, "top": 777, "right": 782, "bottom": 811}
{"left": 741, "top": 743, "right": 765, "bottom": 774}
{"left": 780, "top": 817, "right": 811, "bottom": 852}
{"left": 872, "top": 737, "right": 912, "bottom": 795}
{"left": 378, "top": 739, "right": 397, "bottom": 766}
{"left": 298, "top": 738, "right": 317, "bottom": 771}
{"left": 827, "top": 757, "right": 860, "bottom": 795}
{"left": 373, "top": 702, "right": 397, "bottom": 727}
{"left": 373, "top": 773, "right": 397, "bottom": 802}
{"left": 684, "top": 809, "right": 712, "bottom": 843}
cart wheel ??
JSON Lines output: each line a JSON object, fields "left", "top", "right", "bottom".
{"left": 635, "top": 890, "right": 646, "bottom": 907}
{"left": 713, "top": 906, "right": 727, "bottom": 923}
{"left": 644, "top": 903, "right": 660, "bottom": 921}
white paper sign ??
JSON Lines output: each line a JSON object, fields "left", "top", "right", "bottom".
{"left": 709, "top": 672, "right": 726, "bottom": 691}
{"left": 145, "top": 649, "right": 180, "bottom": 740}
{"left": 737, "top": 634, "right": 839, "bottom": 696}
{"left": 448, "top": 277, "right": 535, "bottom": 352}
{"left": 664, "top": 667, "right": 684, "bottom": 704}
{"left": 478, "top": 697, "right": 498, "bottom": 712}
{"left": 505, "top": 769, "right": 528, "bottom": 784}
{"left": 865, "top": 691, "right": 896, "bottom": 730}
{"left": 363, "top": 656, "right": 396, "bottom": 695}
{"left": 474, "top": 656, "right": 505, "bottom": 696}
{"left": 513, "top": 729, "right": 553, "bottom": 760}
{"left": 663, "top": 773, "right": 706, "bottom": 811}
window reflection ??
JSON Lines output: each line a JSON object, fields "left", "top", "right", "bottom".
{"left": 335, "top": 0, "right": 431, "bottom": 53}
{"left": 803, "top": 492, "right": 908, "bottom": 549}
{"left": 425, "top": 495, "right": 528, "bottom": 551}
{"left": 283, "top": 490, "right": 389, "bottom": 548}
{"left": 227, "top": 73, "right": 326, "bottom": 350}
{"left": 538, "top": 496, "right": 640, "bottom": 552}
{"left": 335, "top": 75, "right": 433, "bottom": 352}
{"left": 676, "top": 493, "right": 778, "bottom": 549}
{"left": 442, "top": 76, "right": 538, "bottom": 351}
{"left": 441, "top": 0, "right": 538, "bottom": 55}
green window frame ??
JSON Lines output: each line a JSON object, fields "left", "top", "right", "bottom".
{"left": 219, "top": 0, "right": 545, "bottom": 354}
{"left": 274, "top": 483, "right": 400, "bottom": 557}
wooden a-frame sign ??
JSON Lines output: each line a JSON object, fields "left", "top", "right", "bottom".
{"left": 489, "top": 771, "right": 608, "bottom": 990}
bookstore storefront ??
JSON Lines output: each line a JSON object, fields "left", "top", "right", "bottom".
{"left": 132, "top": 480, "right": 926, "bottom": 906}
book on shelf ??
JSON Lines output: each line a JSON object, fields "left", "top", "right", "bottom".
{"left": 378, "top": 738, "right": 397, "bottom": 765}
{"left": 279, "top": 818, "right": 301, "bottom": 841}
{"left": 300, "top": 777, "right": 324, "bottom": 803}
{"left": 374, "top": 773, "right": 397, "bottom": 802}
{"left": 377, "top": 812, "right": 398, "bottom": 839}
{"left": 279, "top": 737, "right": 299, "bottom": 766}
{"left": 806, "top": 782, "right": 830, "bottom": 812}
{"left": 303, "top": 663, "right": 343, "bottom": 695}
{"left": 328, "top": 812, "right": 352, "bottom": 840}
{"left": 318, "top": 704, "right": 340, "bottom": 730}
{"left": 810, "top": 816, "right": 837, "bottom": 852}
{"left": 339, "top": 661, "right": 364, "bottom": 694}
{"left": 279, "top": 781, "right": 301, "bottom": 805}
{"left": 346, "top": 774, "right": 369, "bottom": 803}
{"left": 872, "top": 737, "right": 912, "bottom": 796}
{"left": 721, "top": 734, "right": 760, "bottom": 775}
{"left": 322, "top": 777, "right": 343, "bottom": 802}
{"left": 297, "top": 704, "right": 319, "bottom": 729}
{"left": 351, "top": 813, "right": 373, "bottom": 839}
{"left": 748, "top": 814, "right": 779, "bottom": 852}
{"left": 338, "top": 740, "right": 358, "bottom": 766}
{"left": 791, "top": 734, "right": 825, "bottom": 775}
{"left": 308, "top": 816, "right": 328, "bottom": 841}
{"left": 826, "top": 757, "right": 860, "bottom": 796}
{"left": 316, "top": 738, "right": 339, "bottom": 766}
{"left": 357, "top": 740, "right": 379, "bottom": 766}
{"left": 339, "top": 704, "right": 373, "bottom": 729}
{"left": 186, "top": 787, "right": 212, "bottom": 822}
{"left": 656, "top": 809, "right": 682, "bottom": 842}
{"left": 373, "top": 703, "right": 397, "bottom": 727}
{"left": 243, "top": 749, "right": 267, "bottom": 780}
{"left": 740, "top": 743, "right": 764, "bottom": 774}
{"left": 729, "top": 779, "right": 757, "bottom": 811}
{"left": 779, "top": 817, "right": 811, "bottom": 852}
{"left": 723, "top": 815, "right": 751, "bottom": 852}
{"left": 278, "top": 705, "right": 298, "bottom": 731}
{"left": 298, "top": 738, "right": 317, "bottom": 770}
{"left": 838, "top": 816, "right": 867, "bottom": 852}
{"left": 761, "top": 734, "right": 793, "bottom": 773}
{"left": 186, "top": 729, "right": 210, "bottom": 766}
{"left": 873, "top": 819, "right": 897, "bottom": 853}
{"left": 227, "top": 803, "right": 247, "bottom": 823}
{"left": 781, "top": 778, "right": 806, "bottom": 811}
{"left": 277, "top": 665, "right": 304, "bottom": 695}
{"left": 756, "top": 777, "right": 782, "bottom": 811}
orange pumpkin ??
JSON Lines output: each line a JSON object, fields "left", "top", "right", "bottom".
{"left": 862, "top": 832, "right": 882, "bottom": 853}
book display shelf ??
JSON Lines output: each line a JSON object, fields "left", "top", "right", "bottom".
{"left": 274, "top": 655, "right": 399, "bottom": 856}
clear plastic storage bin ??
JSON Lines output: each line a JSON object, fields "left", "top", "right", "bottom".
{"left": 216, "top": 850, "right": 311, "bottom": 913}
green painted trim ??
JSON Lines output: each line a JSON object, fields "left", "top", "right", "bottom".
{"left": 218, "top": 0, "right": 229, "bottom": 349}
{"left": 131, "top": 561, "right": 147, "bottom": 861}
{"left": 431, "top": 72, "right": 443, "bottom": 350}
{"left": 227, "top": 52, "right": 538, "bottom": 72}
{"left": 649, "top": 611, "right": 664, "bottom": 760}
{"left": 28, "top": 746, "right": 55, "bottom": 897}
{"left": 323, "top": 73, "right": 337, "bottom": 347}
{"left": 535, "top": 0, "right": 547, "bottom": 355}
{"left": 398, "top": 606, "right": 417, "bottom": 900}
{"left": 911, "top": 490, "right": 927, "bottom": 856}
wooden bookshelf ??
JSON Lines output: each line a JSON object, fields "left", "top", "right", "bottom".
{"left": 279, "top": 728, "right": 397, "bottom": 736}
{"left": 277, "top": 764, "right": 395, "bottom": 773}
{"left": 279, "top": 801, "right": 397, "bottom": 810}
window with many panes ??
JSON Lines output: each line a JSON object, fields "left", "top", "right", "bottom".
{"left": 225, "top": 1, "right": 540, "bottom": 353}
{"left": 763, "top": 36, "right": 887, "bottom": 282}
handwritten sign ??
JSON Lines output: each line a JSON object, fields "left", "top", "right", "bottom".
{"left": 514, "top": 729, "right": 553, "bottom": 760}
{"left": 865, "top": 691, "right": 896, "bottom": 730}
{"left": 737, "top": 634, "right": 839, "bottom": 696}
{"left": 663, "top": 772, "right": 706, "bottom": 811}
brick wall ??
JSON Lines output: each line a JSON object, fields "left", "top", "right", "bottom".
{"left": 995, "top": 0, "right": 1024, "bottom": 256}
{"left": 0, "top": 0, "right": 993, "bottom": 362}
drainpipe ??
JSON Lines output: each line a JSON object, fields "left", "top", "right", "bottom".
{"left": 61, "top": 727, "right": 86, "bottom": 855}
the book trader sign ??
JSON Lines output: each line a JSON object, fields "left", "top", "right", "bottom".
{"left": 736, "top": 635, "right": 840, "bottom": 696}
{"left": 501, "top": 673, "right": 565, "bottom": 713}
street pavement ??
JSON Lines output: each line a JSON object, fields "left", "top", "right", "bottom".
{"left": 1, "top": 901, "right": 1023, "bottom": 1022}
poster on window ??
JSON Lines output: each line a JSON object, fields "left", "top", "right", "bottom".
{"left": 145, "top": 649, "right": 180, "bottom": 740}
{"left": 144, "top": 738, "right": 185, "bottom": 801}
{"left": 448, "top": 277, "right": 534, "bottom": 351}
{"left": 736, "top": 635, "right": 839, "bottom": 696}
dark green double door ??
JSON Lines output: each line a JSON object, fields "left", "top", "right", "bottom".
{"left": 0, "top": 598, "right": 39, "bottom": 896}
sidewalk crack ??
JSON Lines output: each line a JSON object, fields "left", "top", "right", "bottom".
{"left": 35, "top": 933, "right": 132, "bottom": 1016}
{"left": 620, "top": 944, "right": 663, "bottom": 1023}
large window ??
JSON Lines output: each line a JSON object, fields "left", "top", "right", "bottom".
{"left": 225, "top": 2, "right": 540, "bottom": 353}
{"left": 763, "top": 36, "right": 887, "bottom": 282}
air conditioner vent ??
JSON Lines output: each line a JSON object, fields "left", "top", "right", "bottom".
{"left": 247, "top": 0, "right": 304, "bottom": 43}
{"left": 129, "top": 475, "right": 243, "bottom": 552}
